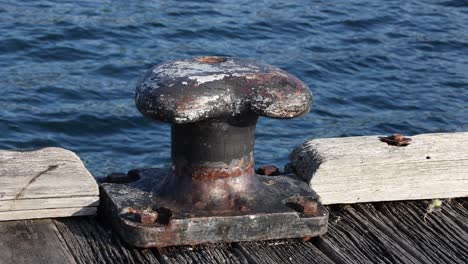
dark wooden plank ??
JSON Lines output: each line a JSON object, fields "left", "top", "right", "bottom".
{"left": 315, "top": 199, "right": 468, "bottom": 264}
{"left": 158, "top": 244, "right": 248, "bottom": 264}
{"left": 54, "top": 217, "right": 160, "bottom": 264}
{"left": 0, "top": 219, "right": 77, "bottom": 264}
{"left": 1, "top": 199, "right": 467, "bottom": 264}
{"left": 443, "top": 198, "right": 468, "bottom": 231}
{"left": 235, "top": 240, "right": 334, "bottom": 264}
{"left": 315, "top": 204, "right": 423, "bottom": 264}
{"left": 373, "top": 200, "right": 468, "bottom": 264}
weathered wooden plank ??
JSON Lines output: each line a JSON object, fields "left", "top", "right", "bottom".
{"left": 0, "top": 219, "right": 77, "bottom": 264}
{"left": 373, "top": 200, "right": 468, "bottom": 263}
{"left": 316, "top": 199, "right": 468, "bottom": 264}
{"left": 1, "top": 199, "right": 466, "bottom": 263}
{"left": 289, "top": 132, "right": 468, "bottom": 204}
{"left": 0, "top": 196, "right": 99, "bottom": 212}
{"left": 158, "top": 244, "right": 247, "bottom": 264}
{"left": 0, "top": 207, "right": 97, "bottom": 221}
{"left": 54, "top": 217, "right": 160, "bottom": 264}
{"left": 316, "top": 204, "right": 422, "bottom": 264}
{"left": 235, "top": 240, "right": 334, "bottom": 264}
{"left": 443, "top": 198, "right": 468, "bottom": 231}
{"left": 0, "top": 147, "right": 99, "bottom": 220}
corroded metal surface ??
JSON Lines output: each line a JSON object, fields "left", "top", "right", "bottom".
{"left": 100, "top": 169, "right": 329, "bottom": 248}
{"left": 379, "top": 133, "right": 412, "bottom": 146}
{"left": 136, "top": 56, "right": 313, "bottom": 123}
{"left": 134, "top": 57, "right": 315, "bottom": 208}
{"left": 256, "top": 165, "right": 281, "bottom": 176}
{"left": 100, "top": 56, "right": 326, "bottom": 247}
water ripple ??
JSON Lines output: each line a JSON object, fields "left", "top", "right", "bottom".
{"left": 0, "top": 0, "right": 467, "bottom": 178}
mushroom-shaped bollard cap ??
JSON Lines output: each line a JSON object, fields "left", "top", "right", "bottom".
{"left": 136, "top": 56, "right": 312, "bottom": 124}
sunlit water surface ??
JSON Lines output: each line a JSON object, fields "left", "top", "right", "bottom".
{"left": 1, "top": 0, "right": 467, "bottom": 178}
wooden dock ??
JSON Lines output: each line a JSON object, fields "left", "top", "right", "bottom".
{"left": 1, "top": 132, "right": 467, "bottom": 263}
{"left": 1, "top": 198, "right": 466, "bottom": 264}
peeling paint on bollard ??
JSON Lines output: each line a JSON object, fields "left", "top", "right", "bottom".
{"left": 100, "top": 56, "right": 328, "bottom": 248}
{"left": 136, "top": 56, "right": 312, "bottom": 124}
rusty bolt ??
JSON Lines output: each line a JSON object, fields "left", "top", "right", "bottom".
{"left": 393, "top": 134, "right": 404, "bottom": 142}
{"left": 139, "top": 209, "right": 158, "bottom": 225}
{"left": 197, "top": 56, "right": 227, "bottom": 63}
{"left": 126, "top": 208, "right": 158, "bottom": 225}
{"left": 135, "top": 56, "right": 312, "bottom": 206}
{"left": 379, "top": 133, "right": 412, "bottom": 146}
{"left": 303, "top": 200, "right": 318, "bottom": 215}
{"left": 256, "top": 165, "right": 280, "bottom": 176}
{"left": 127, "top": 207, "right": 138, "bottom": 214}
{"left": 285, "top": 197, "right": 318, "bottom": 215}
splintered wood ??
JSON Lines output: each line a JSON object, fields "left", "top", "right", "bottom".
{"left": 289, "top": 132, "right": 468, "bottom": 204}
{"left": 0, "top": 147, "right": 99, "bottom": 221}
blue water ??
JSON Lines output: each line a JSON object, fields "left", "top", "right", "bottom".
{"left": 1, "top": 0, "right": 467, "bottom": 179}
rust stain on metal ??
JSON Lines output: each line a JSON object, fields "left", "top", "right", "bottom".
{"left": 285, "top": 196, "right": 318, "bottom": 215}
{"left": 127, "top": 207, "right": 138, "bottom": 214}
{"left": 256, "top": 165, "right": 280, "bottom": 176}
{"left": 303, "top": 200, "right": 318, "bottom": 215}
{"left": 126, "top": 207, "right": 159, "bottom": 225}
{"left": 136, "top": 57, "right": 312, "bottom": 124}
{"left": 196, "top": 56, "right": 227, "bottom": 63}
{"left": 101, "top": 57, "right": 328, "bottom": 247}
{"left": 140, "top": 209, "right": 158, "bottom": 225}
{"left": 190, "top": 163, "right": 254, "bottom": 181}
{"left": 379, "top": 133, "right": 412, "bottom": 146}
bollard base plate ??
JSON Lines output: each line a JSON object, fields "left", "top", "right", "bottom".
{"left": 100, "top": 168, "right": 329, "bottom": 248}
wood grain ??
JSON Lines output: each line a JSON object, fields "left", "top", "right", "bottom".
{"left": 235, "top": 240, "right": 334, "bottom": 264}
{"left": 0, "top": 219, "right": 77, "bottom": 264}
{"left": 289, "top": 132, "right": 468, "bottom": 204}
{"left": 54, "top": 217, "right": 160, "bottom": 264}
{"left": 159, "top": 244, "right": 247, "bottom": 264}
{"left": 0, "top": 147, "right": 99, "bottom": 220}
{"left": 0, "top": 199, "right": 466, "bottom": 263}
{"left": 0, "top": 207, "right": 97, "bottom": 221}
{"left": 316, "top": 199, "right": 468, "bottom": 264}
{"left": 317, "top": 204, "right": 423, "bottom": 263}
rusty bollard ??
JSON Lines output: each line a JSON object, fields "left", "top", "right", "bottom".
{"left": 100, "top": 56, "right": 329, "bottom": 248}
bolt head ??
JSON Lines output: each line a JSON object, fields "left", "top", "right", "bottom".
{"left": 257, "top": 165, "right": 280, "bottom": 176}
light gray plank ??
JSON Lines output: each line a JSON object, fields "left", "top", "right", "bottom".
{"left": 289, "top": 132, "right": 468, "bottom": 204}
{"left": 0, "top": 196, "right": 99, "bottom": 212}
{"left": 0, "top": 147, "right": 99, "bottom": 220}
{"left": 0, "top": 207, "right": 97, "bottom": 221}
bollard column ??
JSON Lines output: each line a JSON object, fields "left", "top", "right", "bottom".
{"left": 100, "top": 56, "right": 329, "bottom": 248}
